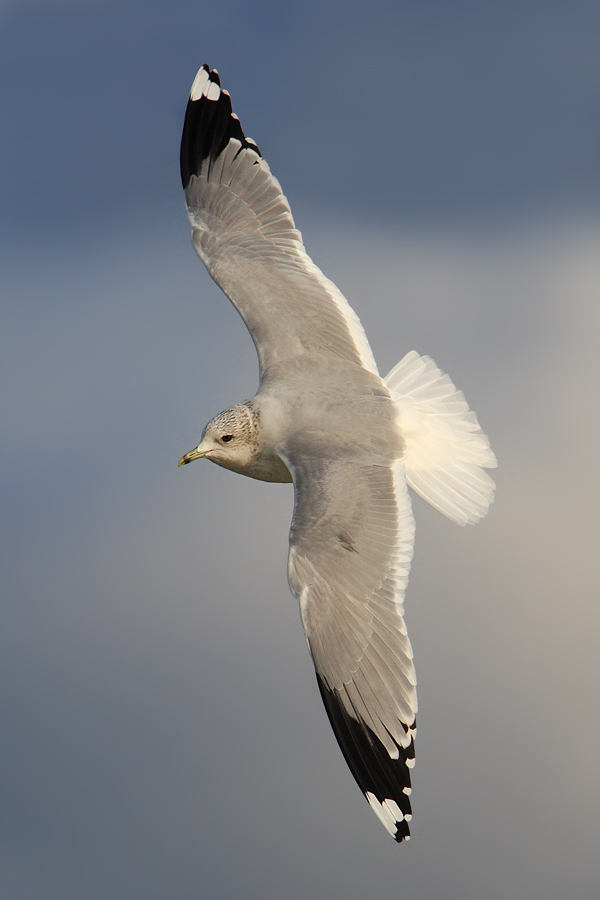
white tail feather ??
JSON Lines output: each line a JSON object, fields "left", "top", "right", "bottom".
{"left": 384, "top": 351, "right": 497, "bottom": 526}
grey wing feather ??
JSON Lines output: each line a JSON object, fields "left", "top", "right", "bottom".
{"left": 180, "top": 66, "right": 378, "bottom": 379}
{"left": 286, "top": 455, "right": 418, "bottom": 841}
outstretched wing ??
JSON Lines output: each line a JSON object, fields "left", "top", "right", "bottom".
{"left": 180, "top": 65, "right": 378, "bottom": 379}
{"left": 286, "top": 455, "right": 417, "bottom": 842}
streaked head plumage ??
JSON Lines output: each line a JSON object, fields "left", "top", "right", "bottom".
{"left": 178, "top": 401, "right": 259, "bottom": 470}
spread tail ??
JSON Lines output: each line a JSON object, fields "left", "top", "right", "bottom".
{"left": 385, "top": 351, "right": 497, "bottom": 526}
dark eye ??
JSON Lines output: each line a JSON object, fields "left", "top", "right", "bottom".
{"left": 221, "top": 434, "right": 233, "bottom": 443}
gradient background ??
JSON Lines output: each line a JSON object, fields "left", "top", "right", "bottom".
{"left": 2, "top": 2, "right": 599, "bottom": 898}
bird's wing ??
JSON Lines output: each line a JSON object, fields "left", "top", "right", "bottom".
{"left": 180, "top": 65, "right": 378, "bottom": 379}
{"left": 285, "top": 455, "right": 417, "bottom": 842}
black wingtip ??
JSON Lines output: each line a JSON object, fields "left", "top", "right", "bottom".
{"left": 180, "top": 64, "right": 262, "bottom": 189}
{"left": 316, "top": 673, "right": 416, "bottom": 843}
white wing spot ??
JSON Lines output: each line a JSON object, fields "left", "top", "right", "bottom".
{"left": 403, "top": 786, "right": 412, "bottom": 795}
{"left": 190, "top": 67, "right": 210, "bottom": 101}
{"left": 406, "top": 757, "right": 415, "bottom": 769}
{"left": 205, "top": 81, "right": 221, "bottom": 101}
{"left": 383, "top": 799, "right": 404, "bottom": 822}
{"left": 366, "top": 792, "right": 396, "bottom": 837}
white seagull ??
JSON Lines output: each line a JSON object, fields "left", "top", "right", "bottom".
{"left": 178, "top": 64, "right": 497, "bottom": 842}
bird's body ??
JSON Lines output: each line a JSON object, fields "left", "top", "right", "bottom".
{"left": 264, "top": 358, "right": 402, "bottom": 467}
{"left": 178, "top": 64, "right": 497, "bottom": 842}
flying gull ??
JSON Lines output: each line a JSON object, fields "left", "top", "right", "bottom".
{"left": 177, "top": 64, "right": 497, "bottom": 842}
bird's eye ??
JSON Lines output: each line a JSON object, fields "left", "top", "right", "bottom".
{"left": 221, "top": 434, "right": 233, "bottom": 443}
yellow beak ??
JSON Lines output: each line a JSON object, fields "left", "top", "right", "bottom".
{"left": 178, "top": 446, "right": 210, "bottom": 467}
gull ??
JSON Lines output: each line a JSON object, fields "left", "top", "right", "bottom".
{"left": 177, "top": 64, "right": 497, "bottom": 842}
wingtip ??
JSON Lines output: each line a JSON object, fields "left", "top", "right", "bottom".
{"left": 181, "top": 63, "right": 262, "bottom": 189}
{"left": 189, "top": 63, "right": 210, "bottom": 101}
{"left": 315, "top": 673, "right": 416, "bottom": 843}
{"left": 189, "top": 65, "right": 222, "bottom": 102}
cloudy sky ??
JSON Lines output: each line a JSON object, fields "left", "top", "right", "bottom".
{"left": 2, "top": 2, "right": 599, "bottom": 898}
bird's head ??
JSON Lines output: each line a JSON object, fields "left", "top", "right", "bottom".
{"left": 178, "top": 402, "right": 259, "bottom": 473}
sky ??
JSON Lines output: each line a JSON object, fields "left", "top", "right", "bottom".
{"left": 2, "top": 1, "right": 599, "bottom": 898}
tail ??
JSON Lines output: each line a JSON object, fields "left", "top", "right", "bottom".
{"left": 385, "top": 351, "right": 497, "bottom": 526}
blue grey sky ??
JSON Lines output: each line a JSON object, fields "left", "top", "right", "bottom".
{"left": 2, "top": 2, "right": 599, "bottom": 898}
